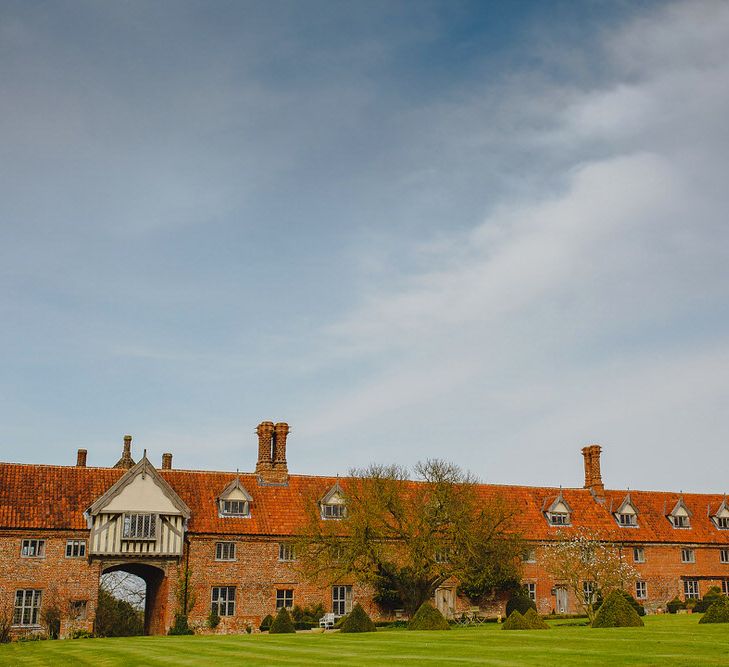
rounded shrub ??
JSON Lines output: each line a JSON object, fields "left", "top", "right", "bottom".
{"left": 339, "top": 603, "right": 377, "bottom": 633}
{"left": 699, "top": 596, "right": 729, "bottom": 624}
{"left": 694, "top": 586, "right": 724, "bottom": 614}
{"left": 502, "top": 610, "right": 531, "bottom": 630}
{"left": 592, "top": 591, "right": 644, "bottom": 628}
{"left": 407, "top": 602, "right": 450, "bottom": 631}
{"left": 666, "top": 597, "right": 685, "bottom": 614}
{"left": 269, "top": 607, "right": 296, "bottom": 634}
{"left": 259, "top": 614, "right": 274, "bottom": 632}
{"left": 523, "top": 608, "right": 549, "bottom": 629}
{"left": 506, "top": 587, "right": 537, "bottom": 617}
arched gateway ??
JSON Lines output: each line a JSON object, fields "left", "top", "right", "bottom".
{"left": 86, "top": 454, "right": 191, "bottom": 635}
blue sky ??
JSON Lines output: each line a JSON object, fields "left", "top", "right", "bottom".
{"left": 2, "top": 1, "right": 728, "bottom": 492}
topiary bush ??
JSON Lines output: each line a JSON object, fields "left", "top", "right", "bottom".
{"left": 523, "top": 608, "right": 550, "bottom": 629}
{"left": 207, "top": 608, "right": 221, "bottom": 629}
{"left": 667, "top": 597, "right": 685, "bottom": 614}
{"left": 592, "top": 591, "right": 644, "bottom": 628}
{"left": 339, "top": 603, "right": 377, "bottom": 633}
{"left": 407, "top": 602, "right": 450, "bottom": 630}
{"left": 616, "top": 590, "right": 645, "bottom": 617}
{"left": 694, "top": 587, "right": 724, "bottom": 613}
{"left": 506, "top": 586, "right": 537, "bottom": 617}
{"left": 259, "top": 614, "right": 274, "bottom": 632}
{"left": 699, "top": 596, "right": 729, "bottom": 624}
{"left": 502, "top": 610, "right": 532, "bottom": 630}
{"left": 269, "top": 607, "right": 296, "bottom": 634}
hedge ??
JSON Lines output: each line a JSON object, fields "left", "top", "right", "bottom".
{"left": 408, "top": 603, "right": 450, "bottom": 630}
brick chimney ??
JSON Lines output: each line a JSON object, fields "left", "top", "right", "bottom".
{"left": 256, "top": 420, "right": 289, "bottom": 485}
{"left": 113, "top": 435, "right": 136, "bottom": 469}
{"left": 76, "top": 449, "right": 87, "bottom": 467}
{"left": 161, "top": 452, "right": 173, "bottom": 470}
{"left": 582, "top": 444, "right": 605, "bottom": 498}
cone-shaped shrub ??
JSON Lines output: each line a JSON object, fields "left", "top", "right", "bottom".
{"left": 269, "top": 606, "right": 296, "bottom": 634}
{"left": 408, "top": 602, "right": 450, "bottom": 630}
{"left": 699, "top": 596, "right": 729, "bottom": 624}
{"left": 502, "top": 610, "right": 532, "bottom": 630}
{"left": 523, "top": 608, "right": 550, "bottom": 629}
{"left": 259, "top": 614, "right": 274, "bottom": 632}
{"left": 592, "top": 590, "right": 644, "bottom": 628}
{"left": 339, "top": 603, "right": 376, "bottom": 633}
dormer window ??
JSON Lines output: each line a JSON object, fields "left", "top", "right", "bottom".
{"left": 544, "top": 492, "right": 572, "bottom": 526}
{"left": 711, "top": 499, "right": 729, "bottom": 530}
{"left": 320, "top": 482, "right": 347, "bottom": 520}
{"left": 222, "top": 500, "right": 247, "bottom": 516}
{"left": 614, "top": 494, "right": 639, "bottom": 527}
{"left": 217, "top": 477, "right": 252, "bottom": 518}
{"left": 668, "top": 498, "right": 692, "bottom": 529}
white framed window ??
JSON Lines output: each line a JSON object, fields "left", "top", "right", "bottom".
{"left": 633, "top": 547, "right": 646, "bottom": 563}
{"left": 722, "top": 580, "right": 729, "bottom": 596}
{"left": 13, "top": 589, "right": 42, "bottom": 626}
{"left": 332, "top": 585, "right": 353, "bottom": 616}
{"left": 278, "top": 543, "right": 296, "bottom": 562}
{"left": 671, "top": 515, "right": 690, "bottom": 528}
{"left": 681, "top": 548, "right": 695, "bottom": 563}
{"left": 21, "top": 539, "right": 45, "bottom": 558}
{"left": 582, "top": 581, "right": 597, "bottom": 605}
{"left": 211, "top": 586, "right": 236, "bottom": 616}
{"left": 617, "top": 513, "right": 637, "bottom": 527}
{"left": 525, "top": 582, "right": 536, "bottom": 602}
{"left": 65, "top": 540, "right": 86, "bottom": 558}
{"left": 683, "top": 579, "right": 700, "bottom": 599}
{"left": 276, "top": 589, "right": 294, "bottom": 609}
{"left": 635, "top": 581, "right": 647, "bottom": 600}
{"left": 720, "top": 548, "right": 729, "bottom": 564}
{"left": 322, "top": 504, "right": 346, "bottom": 519}
{"left": 716, "top": 517, "right": 729, "bottom": 530}
{"left": 123, "top": 513, "right": 156, "bottom": 540}
{"left": 522, "top": 549, "right": 536, "bottom": 563}
{"left": 221, "top": 499, "right": 248, "bottom": 517}
{"left": 548, "top": 512, "right": 569, "bottom": 526}
{"left": 215, "top": 542, "right": 236, "bottom": 561}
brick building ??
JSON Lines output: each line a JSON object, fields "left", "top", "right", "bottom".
{"left": 1, "top": 425, "right": 728, "bottom": 637}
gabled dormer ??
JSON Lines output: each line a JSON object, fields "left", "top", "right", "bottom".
{"left": 614, "top": 493, "right": 639, "bottom": 527}
{"left": 320, "top": 481, "right": 347, "bottom": 520}
{"left": 87, "top": 453, "right": 191, "bottom": 557}
{"left": 711, "top": 497, "right": 729, "bottom": 530}
{"left": 543, "top": 491, "right": 571, "bottom": 526}
{"left": 217, "top": 477, "right": 253, "bottom": 518}
{"left": 668, "top": 496, "right": 692, "bottom": 529}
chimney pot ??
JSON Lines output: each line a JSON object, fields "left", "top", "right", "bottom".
{"left": 582, "top": 444, "right": 605, "bottom": 497}
{"left": 76, "top": 449, "right": 87, "bottom": 467}
{"left": 161, "top": 452, "right": 173, "bottom": 470}
{"left": 114, "top": 434, "right": 136, "bottom": 469}
{"left": 256, "top": 420, "right": 289, "bottom": 485}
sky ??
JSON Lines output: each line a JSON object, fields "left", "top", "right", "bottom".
{"left": 1, "top": 0, "right": 728, "bottom": 493}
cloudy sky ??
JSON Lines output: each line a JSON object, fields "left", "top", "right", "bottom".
{"left": 2, "top": 0, "right": 728, "bottom": 492}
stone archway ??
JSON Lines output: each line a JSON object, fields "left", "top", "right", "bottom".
{"left": 100, "top": 561, "right": 171, "bottom": 635}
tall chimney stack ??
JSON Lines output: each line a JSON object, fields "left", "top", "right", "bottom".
{"left": 113, "top": 435, "right": 136, "bottom": 469}
{"left": 256, "top": 420, "right": 289, "bottom": 485}
{"left": 76, "top": 449, "right": 87, "bottom": 467}
{"left": 581, "top": 444, "right": 605, "bottom": 498}
{"left": 162, "top": 452, "right": 173, "bottom": 470}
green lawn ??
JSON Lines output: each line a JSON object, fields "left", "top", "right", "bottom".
{"left": 2, "top": 615, "right": 729, "bottom": 666}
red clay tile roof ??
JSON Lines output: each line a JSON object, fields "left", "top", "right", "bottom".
{"left": 2, "top": 461, "right": 729, "bottom": 544}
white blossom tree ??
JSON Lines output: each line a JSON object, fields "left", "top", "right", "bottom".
{"left": 543, "top": 528, "right": 638, "bottom": 621}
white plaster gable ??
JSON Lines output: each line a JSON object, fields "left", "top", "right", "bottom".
{"left": 320, "top": 482, "right": 346, "bottom": 505}
{"left": 616, "top": 494, "right": 638, "bottom": 515}
{"left": 103, "top": 473, "right": 181, "bottom": 514}
{"left": 716, "top": 505, "right": 729, "bottom": 519}
{"left": 224, "top": 486, "right": 251, "bottom": 502}
{"left": 551, "top": 500, "right": 569, "bottom": 514}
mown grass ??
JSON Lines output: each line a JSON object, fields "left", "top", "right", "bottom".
{"left": 2, "top": 614, "right": 729, "bottom": 666}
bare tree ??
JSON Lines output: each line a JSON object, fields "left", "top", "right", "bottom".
{"left": 100, "top": 572, "right": 146, "bottom": 610}
{"left": 296, "top": 459, "right": 522, "bottom": 615}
